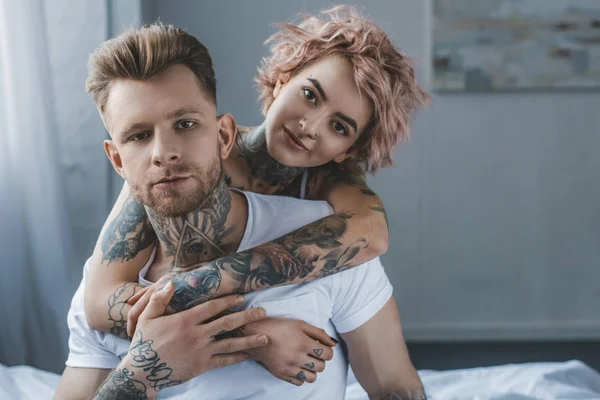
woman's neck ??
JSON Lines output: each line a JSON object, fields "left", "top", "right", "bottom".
{"left": 238, "top": 122, "right": 304, "bottom": 188}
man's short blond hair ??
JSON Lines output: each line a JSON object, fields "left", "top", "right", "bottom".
{"left": 86, "top": 23, "right": 216, "bottom": 114}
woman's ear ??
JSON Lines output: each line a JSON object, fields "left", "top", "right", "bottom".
{"left": 216, "top": 113, "right": 237, "bottom": 159}
{"left": 272, "top": 73, "right": 291, "bottom": 98}
{"left": 104, "top": 140, "right": 126, "bottom": 178}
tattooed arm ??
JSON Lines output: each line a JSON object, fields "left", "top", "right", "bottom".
{"left": 341, "top": 298, "right": 427, "bottom": 400}
{"left": 84, "top": 182, "right": 156, "bottom": 336}
{"left": 163, "top": 165, "right": 388, "bottom": 312}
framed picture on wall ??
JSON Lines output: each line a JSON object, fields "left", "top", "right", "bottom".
{"left": 433, "top": 0, "right": 600, "bottom": 92}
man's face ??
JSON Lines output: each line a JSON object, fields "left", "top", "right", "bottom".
{"left": 103, "top": 65, "right": 224, "bottom": 217}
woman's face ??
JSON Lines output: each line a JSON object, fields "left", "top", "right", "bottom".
{"left": 264, "top": 56, "right": 373, "bottom": 168}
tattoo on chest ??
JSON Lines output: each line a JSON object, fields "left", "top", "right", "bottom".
{"left": 101, "top": 196, "right": 155, "bottom": 264}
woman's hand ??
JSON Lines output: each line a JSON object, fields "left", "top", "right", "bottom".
{"left": 243, "top": 317, "right": 338, "bottom": 386}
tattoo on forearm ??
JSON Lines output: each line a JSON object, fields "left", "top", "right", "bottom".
{"left": 379, "top": 391, "right": 428, "bottom": 400}
{"left": 94, "top": 368, "right": 148, "bottom": 400}
{"left": 129, "top": 331, "right": 182, "bottom": 391}
{"left": 101, "top": 196, "right": 155, "bottom": 264}
{"left": 168, "top": 213, "right": 368, "bottom": 311}
{"left": 108, "top": 283, "right": 142, "bottom": 338}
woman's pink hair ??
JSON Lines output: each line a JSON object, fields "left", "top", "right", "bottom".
{"left": 256, "top": 5, "right": 429, "bottom": 173}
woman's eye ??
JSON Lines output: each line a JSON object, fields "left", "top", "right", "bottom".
{"left": 332, "top": 121, "right": 348, "bottom": 136}
{"left": 176, "top": 120, "right": 195, "bottom": 129}
{"left": 132, "top": 132, "right": 150, "bottom": 141}
{"left": 303, "top": 88, "right": 317, "bottom": 105}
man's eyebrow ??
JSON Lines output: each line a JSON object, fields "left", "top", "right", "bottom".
{"left": 335, "top": 112, "right": 358, "bottom": 134}
{"left": 307, "top": 78, "right": 328, "bottom": 102}
{"left": 119, "top": 122, "right": 149, "bottom": 141}
{"left": 166, "top": 107, "right": 204, "bottom": 119}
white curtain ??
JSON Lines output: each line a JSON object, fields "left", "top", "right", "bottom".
{"left": 0, "top": 0, "right": 74, "bottom": 372}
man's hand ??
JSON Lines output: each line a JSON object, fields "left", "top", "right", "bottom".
{"left": 244, "top": 318, "right": 337, "bottom": 386}
{"left": 95, "top": 281, "right": 270, "bottom": 397}
{"left": 126, "top": 276, "right": 175, "bottom": 338}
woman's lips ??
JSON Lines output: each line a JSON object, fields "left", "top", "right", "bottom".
{"left": 283, "top": 126, "right": 309, "bottom": 151}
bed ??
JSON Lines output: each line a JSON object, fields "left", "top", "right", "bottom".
{"left": 1, "top": 360, "right": 599, "bottom": 399}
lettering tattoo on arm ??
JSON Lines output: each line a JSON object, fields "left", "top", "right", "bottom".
{"left": 94, "top": 331, "right": 181, "bottom": 399}
{"left": 101, "top": 196, "right": 156, "bottom": 264}
{"left": 128, "top": 331, "right": 182, "bottom": 391}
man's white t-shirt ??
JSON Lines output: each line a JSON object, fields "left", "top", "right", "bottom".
{"left": 66, "top": 192, "right": 392, "bottom": 399}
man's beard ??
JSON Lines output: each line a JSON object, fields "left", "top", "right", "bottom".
{"left": 129, "top": 155, "right": 223, "bottom": 218}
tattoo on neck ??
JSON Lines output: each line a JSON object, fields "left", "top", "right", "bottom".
{"left": 146, "top": 178, "right": 234, "bottom": 272}
{"left": 95, "top": 368, "right": 148, "bottom": 399}
{"left": 107, "top": 283, "right": 142, "bottom": 339}
{"left": 129, "top": 331, "right": 182, "bottom": 391}
{"left": 237, "top": 124, "right": 304, "bottom": 187}
{"left": 101, "top": 196, "right": 155, "bottom": 264}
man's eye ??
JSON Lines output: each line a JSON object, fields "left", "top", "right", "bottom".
{"left": 332, "top": 121, "right": 347, "bottom": 136}
{"left": 132, "top": 132, "right": 150, "bottom": 141}
{"left": 175, "top": 120, "right": 195, "bottom": 129}
{"left": 303, "top": 88, "right": 317, "bottom": 105}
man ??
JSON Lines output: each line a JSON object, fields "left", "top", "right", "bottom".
{"left": 54, "top": 24, "right": 426, "bottom": 399}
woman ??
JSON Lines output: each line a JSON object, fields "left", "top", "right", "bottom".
{"left": 85, "top": 5, "right": 428, "bottom": 386}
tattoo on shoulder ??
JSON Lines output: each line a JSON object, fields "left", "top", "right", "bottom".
{"left": 95, "top": 368, "right": 148, "bottom": 400}
{"left": 101, "top": 196, "right": 155, "bottom": 264}
{"left": 370, "top": 205, "right": 389, "bottom": 228}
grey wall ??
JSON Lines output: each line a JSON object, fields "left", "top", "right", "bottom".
{"left": 143, "top": 0, "right": 600, "bottom": 342}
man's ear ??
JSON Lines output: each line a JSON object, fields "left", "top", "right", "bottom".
{"left": 333, "top": 146, "right": 358, "bottom": 164}
{"left": 216, "top": 113, "right": 237, "bottom": 160}
{"left": 104, "top": 140, "right": 126, "bottom": 178}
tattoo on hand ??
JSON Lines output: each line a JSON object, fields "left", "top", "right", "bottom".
{"left": 101, "top": 196, "right": 155, "bottom": 264}
{"left": 304, "top": 362, "right": 315, "bottom": 370}
{"left": 95, "top": 368, "right": 148, "bottom": 400}
{"left": 108, "top": 283, "right": 142, "bottom": 338}
{"left": 295, "top": 370, "right": 307, "bottom": 381}
{"left": 129, "top": 331, "right": 182, "bottom": 391}
{"left": 312, "top": 349, "right": 323, "bottom": 357}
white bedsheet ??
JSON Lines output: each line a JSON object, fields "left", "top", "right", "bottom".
{"left": 0, "top": 364, "right": 60, "bottom": 400}
{"left": 1, "top": 360, "right": 599, "bottom": 399}
{"left": 347, "top": 360, "right": 600, "bottom": 400}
